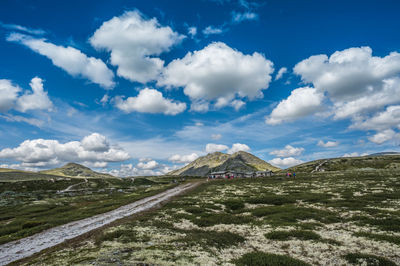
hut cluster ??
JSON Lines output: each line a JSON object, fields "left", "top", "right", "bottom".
{"left": 208, "top": 170, "right": 273, "bottom": 179}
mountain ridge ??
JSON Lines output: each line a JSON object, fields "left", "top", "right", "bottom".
{"left": 168, "top": 151, "right": 280, "bottom": 176}
{"left": 39, "top": 162, "right": 117, "bottom": 179}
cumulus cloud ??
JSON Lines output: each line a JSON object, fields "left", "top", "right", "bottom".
{"left": 293, "top": 47, "right": 400, "bottom": 121}
{"left": 275, "top": 67, "right": 287, "bottom": 80}
{"left": 368, "top": 129, "right": 399, "bottom": 144}
{"left": 107, "top": 163, "right": 176, "bottom": 177}
{"left": 294, "top": 46, "right": 400, "bottom": 101}
{"left": 0, "top": 133, "right": 130, "bottom": 168}
{"left": 7, "top": 33, "right": 115, "bottom": 89}
{"left": 0, "top": 77, "right": 52, "bottom": 115}
{"left": 81, "top": 132, "right": 110, "bottom": 152}
{"left": 168, "top": 153, "right": 199, "bottom": 164}
{"left": 343, "top": 152, "right": 368, "bottom": 157}
{"left": 0, "top": 79, "right": 20, "bottom": 112}
{"left": 115, "top": 88, "right": 186, "bottom": 115}
{"left": 90, "top": 10, "right": 184, "bottom": 83}
{"left": 266, "top": 87, "right": 324, "bottom": 125}
{"left": 205, "top": 143, "right": 250, "bottom": 154}
{"left": 351, "top": 105, "right": 400, "bottom": 132}
{"left": 268, "top": 46, "right": 400, "bottom": 139}
{"left": 333, "top": 77, "right": 400, "bottom": 120}
{"left": 227, "top": 143, "right": 250, "bottom": 154}
{"left": 159, "top": 42, "right": 274, "bottom": 111}
{"left": 270, "top": 145, "right": 304, "bottom": 157}
{"left": 317, "top": 140, "right": 339, "bottom": 148}
{"left": 206, "top": 143, "right": 229, "bottom": 153}
{"left": 269, "top": 157, "right": 303, "bottom": 168}
{"left": 136, "top": 159, "right": 159, "bottom": 170}
{"left": 15, "top": 77, "right": 53, "bottom": 112}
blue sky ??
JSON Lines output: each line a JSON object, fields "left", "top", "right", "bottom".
{"left": 1, "top": 0, "right": 400, "bottom": 175}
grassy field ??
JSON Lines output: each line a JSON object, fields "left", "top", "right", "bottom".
{"left": 0, "top": 176, "right": 178, "bottom": 245}
{"left": 23, "top": 170, "right": 400, "bottom": 265}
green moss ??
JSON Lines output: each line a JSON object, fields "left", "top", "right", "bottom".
{"left": 191, "top": 213, "right": 253, "bottom": 227}
{"left": 224, "top": 200, "right": 245, "bottom": 210}
{"left": 234, "top": 251, "right": 310, "bottom": 266}
{"left": 179, "top": 230, "right": 245, "bottom": 249}
{"left": 343, "top": 253, "right": 397, "bottom": 266}
{"left": 251, "top": 205, "right": 341, "bottom": 226}
{"left": 265, "top": 230, "right": 321, "bottom": 241}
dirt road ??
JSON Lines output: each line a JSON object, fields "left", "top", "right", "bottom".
{"left": 0, "top": 182, "right": 200, "bottom": 265}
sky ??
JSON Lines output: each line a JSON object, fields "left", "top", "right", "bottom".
{"left": 1, "top": 0, "right": 400, "bottom": 176}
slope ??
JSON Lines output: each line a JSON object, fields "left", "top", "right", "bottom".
{"left": 286, "top": 154, "right": 400, "bottom": 173}
{"left": 169, "top": 151, "right": 280, "bottom": 176}
{"left": 40, "top": 163, "right": 117, "bottom": 179}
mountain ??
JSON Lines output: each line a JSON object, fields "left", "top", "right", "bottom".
{"left": 40, "top": 163, "right": 117, "bottom": 179}
{"left": 286, "top": 154, "right": 400, "bottom": 173}
{"left": 168, "top": 151, "right": 280, "bottom": 176}
{"left": 369, "top": 152, "right": 400, "bottom": 156}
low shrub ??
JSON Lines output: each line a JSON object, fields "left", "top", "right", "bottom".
{"left": 234, "top": 251, "right": 310, "bottom": 266}
{"left": 343, "top": 253, "right": 396, "bottom": 266}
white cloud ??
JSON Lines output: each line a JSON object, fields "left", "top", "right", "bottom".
{"left": 0, "top": 114, "right": 44, "bottom": 127}
{"left": 159, "top": 42, "right": 274, "bottom": 111}
{"left": 202, "top": 26, "right": 223, "bottom": 36}
{"left": 115, "top": 88, "right": 186, "bottom": 115}
{"left": 211, "top": 134, "right": 222, "bottom": 140}
{"left": 107, "top": 163, "right": 176, "bottom": 177}
{"left": 270, "top": 145, "right": 304, "bottom": 157}
{"left": 81, "top": 132, "right": 110, "bottom": 152}
{"left": 294, "top": 46, "right": 400, "bottom": 101}
{"left": 15, "top": 77, "right": 53, "bottom": 112}
{"left": 168, "top": 153, "right": 199, "bottom": 164}
{"left": 90, "top": 10, "right": 184, "bottom": 84}
{"left": 0, "top": 133, "right": 130, "bottom": 168}
{"left": 0, "top": 79, "right": 20, "bottom": 112}
{"left": 190, "top": 101, "right": 209, "bottom": 112}
{"left": 352, "top": 105, "right": 400, "bottom": 131}
{"left": 205, "top": 143, "right": 229, "bottom": 153}
{"left": 333, "top": 77, "right": 400, "bottom": 119}
{"left": 231, "top": 11, "right": 258, "bottom": 23}
{"left": 227, "top": 143, "right": 250, "bottom": 154}
{"left": 275, "top": 67, "right": 287, "bottom": 80}
{"left": 266, "top": 87, "right": 324, "bottom": 125}
{"left": 343, "top": 152, "right": 368, "bottom": 157}
{"left": 187, "top": 26, "right": 197, "bottom": 38}
{"left": 8, "top": 33, "right": 115, "bottom": 89}
{"left": 368, "top": 129, "right": 399, "bottom": 144}
{"left": 230, "top": 99, "right": 245, "bottom": 111}
{"left": 269, "top": 157, "right": 303, "bottom": 168}
{"left": 317, "top": 140, "right": 339, "bottom": 148}
{"left": 136, "top": 159, "right": 159, "bottom": 170}
{"left": 0, "top": 22, "right": 46, "bottom": 35}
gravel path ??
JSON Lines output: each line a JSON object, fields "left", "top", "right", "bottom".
{"left": 0, "top": 182, "right": 200, "bottom": 265}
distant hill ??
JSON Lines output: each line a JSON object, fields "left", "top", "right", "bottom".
{"left": 168, "top": 151, "right": 280, "bottom": 176}
{"left": 39, "top": 163, "right": 117, "bottom": 179}
{"left": 369, "top": 152, "right": 400, "bottom": 156}
{"left": 286, "top": 154, "right": 400, "bottom": 173}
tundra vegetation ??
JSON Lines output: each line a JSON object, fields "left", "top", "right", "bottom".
{"left": 0, "top": 174, "right": 178, "bottom": 245}
{"left": 23, "top": 169, "right": 399, "bottom": 265}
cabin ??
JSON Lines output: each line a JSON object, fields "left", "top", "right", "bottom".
{"left": 208, "top": 171, "right": 228, "bottom": 179}
{"left": 256, "top": 170, "right": 273, "bottom": 177}
{"left": 208, "top": 170, "right": 273, "bottom": 179}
